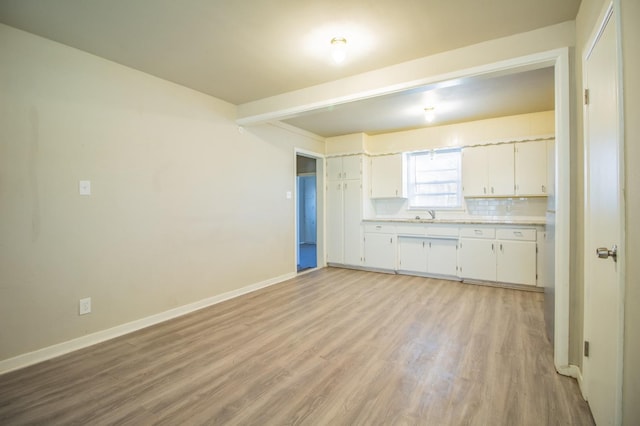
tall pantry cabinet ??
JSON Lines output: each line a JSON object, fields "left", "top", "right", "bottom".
{"left": 326, "top": 155, "right": 365, "bottom": 266}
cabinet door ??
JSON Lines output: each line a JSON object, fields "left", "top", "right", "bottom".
{"left": 326, "top": 181, "right": 343, "bottom": 263}
{"left": 496, "top": 240, "right": 536, "bottom": 285}
{"left": 488, "top": 143, "right": 515, "bottom": 196}
{"left": 462, "top": 146, "right": 488, "bottom": 197}
{"left": 326, "top": 157, "right": 343, "bottom": 181}
{"left": 515, "top": 141, "right": 547, "bottom": 196}
{"left": 371, "top": 154, "right": 404, "bottom": 198}
{"left": 397, "top": 237, "right": 427, "bottom": 273}
{"left": 341, "top": 156, "right": 362, "bottom": 180}
{"left": 364, "top": 233, "right": 396, "bottom": 270}
{"left": 458, "top": 238, "right": 496, "bottom": 281}
{"left": 343, "top": 180, "right": 363, "bottom": 266}
{"left": 428, "top": 239, "right": 458, "bottom": 276}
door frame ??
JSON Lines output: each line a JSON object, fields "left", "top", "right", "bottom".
{"left": 272, "top": 48, "right": 573, "bottom": 371}
{"left": 294, "top": 148, "right": 325, "bottom": 273}
{"left": 581, "top": 1, "right": 626, "bottom": 420}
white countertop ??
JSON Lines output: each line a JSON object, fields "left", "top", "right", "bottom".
{"left": 362, "top": 218, "right": 546, "bottom": 226}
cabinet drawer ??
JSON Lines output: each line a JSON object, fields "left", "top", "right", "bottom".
{"left": 426, "top": 226, "right": 459, "bottom": 238}
{"left": 459, "top": 227, "right": 496, "bottom": 239}
{"left": 496, "top": 228, "right": 536, "bottom": 241}
{"left": 395, "top": 224, "right": 427, "bottom": 236}
{"left": 363, "top": 223, "right": 396, "bottom": 234}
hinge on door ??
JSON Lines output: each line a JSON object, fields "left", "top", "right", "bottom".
{"left": 584, "top": 89, "right": 590, "bottom": 105}
{"left": 584, "top": 341, "right": 590, "bottom": 357}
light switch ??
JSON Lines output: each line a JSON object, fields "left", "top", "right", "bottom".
{"left": 286, "top": 191, "right": 292, "bottom": 199}
{"left": 79, "top": 180, "right": 91, "bottom": 195}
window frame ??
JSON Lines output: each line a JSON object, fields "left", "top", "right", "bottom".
{"left": 405, "top": 148, "right": 463, "bottom": 210}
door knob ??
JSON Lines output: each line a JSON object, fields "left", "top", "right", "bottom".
{"left": 596, "top": 244, "right": 617, "bottom": 262}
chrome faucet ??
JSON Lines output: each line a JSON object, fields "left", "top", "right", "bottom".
{"left": 427, "top": 210, "right": 436, "bottom": 219}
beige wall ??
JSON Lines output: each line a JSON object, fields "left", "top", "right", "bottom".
{"left": 366, "top": 111, "right": 554, "bottom": 154}
{"left": 575, "top": 0, "right": 640, "bottom": 423}
{"left": 0, "top": 24, "right": 323, "bottom": 362}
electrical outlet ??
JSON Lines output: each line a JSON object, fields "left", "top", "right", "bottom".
{"left": 79, "top": 297, "right": 91, "bottom": 315}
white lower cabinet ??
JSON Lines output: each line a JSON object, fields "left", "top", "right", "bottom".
{"left": 459, "top": 237, "right": 497, "bottom": 281}
{"left": 496, "top": 229, "right": 537, "bottom": 285}
{"left": 363, "top": 223, "right": 396, "bottom": 270}
{"left": 360, "top": 221, "right": 538, "bottom": 286}
{"left": 397, "top": 231, "right": 459, "bottom": 277}
{"left": 459, "top": 227, "right": 537, "bottom": 286}
{"left": 428, "top": 239, "right": 458, "bottom": 276}
{"left": 397, "top": 237, "right": 428, "bottom": 273}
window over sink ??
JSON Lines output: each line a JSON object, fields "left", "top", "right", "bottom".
{"left": 406, "top": 148, "right": 462, "bottom": 209}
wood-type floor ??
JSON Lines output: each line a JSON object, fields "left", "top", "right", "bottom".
{"left": 0, "top": 267, "right": 594, "bottom": 425}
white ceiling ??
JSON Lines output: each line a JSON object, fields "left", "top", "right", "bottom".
{"left": 284, "top": 67, "right": 556, "bottom": 137}
{"left": 0, "top": 0, "right": 577, "bottom": 136}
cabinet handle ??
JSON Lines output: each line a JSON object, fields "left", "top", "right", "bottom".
{"left": 337, "top": 184, "right": 341, "bottom": 190}
{"left": 542, "top": 184, "right": 546, "bottom": 193}
{"left": 483, "top": 187, "right": 487, "bottom": 194}
{"left": 422, "top": 241, "right": 425, "bottom": 248}
{"left": 491, "top": 186, "right": 494, "bottom": 194}
{"left": 474, "top": 230, "right": 482, "bottom": 235}
{"left": 500, "top": 243, "right": 503, "bottom": 252}
{"left": 344, "top": 172, "right": 347, "bottom": 179}
{"left": 395, "top": 189, "right": 398, "bottom": 196}
{"left": 344, "top": 183, "right": 347, "bottom": 189}
{"left": 390, "top": 237, "right": 393, "bottom": 244}
{"left": 491, "top": 243, "right": 495, "bottom": 251}
{"left": 514, "top": 231, "right": 523, "bottom": 237}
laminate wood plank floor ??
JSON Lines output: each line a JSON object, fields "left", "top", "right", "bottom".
{"left": 0, "top": 268, "right": 594, "bottom": 425}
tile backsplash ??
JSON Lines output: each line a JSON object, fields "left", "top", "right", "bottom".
{"left": 370, "top": 197, "right": 547, "bottom": 221}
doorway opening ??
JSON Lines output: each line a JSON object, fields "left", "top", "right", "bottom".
{"left": 296, "top": 154, "right": 318, "bottom": 272}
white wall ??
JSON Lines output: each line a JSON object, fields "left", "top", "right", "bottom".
{"left": 0, "top": 23, "right": 323, "bottom": 364}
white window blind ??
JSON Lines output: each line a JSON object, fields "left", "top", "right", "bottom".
{"left": 406, "top": 148, "right": 462, "bottom": 209}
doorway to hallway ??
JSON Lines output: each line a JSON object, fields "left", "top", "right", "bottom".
{"left": 296, "top": 155, "right": 318, "bottom": 271}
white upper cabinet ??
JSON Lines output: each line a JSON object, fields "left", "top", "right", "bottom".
{"left": 462, "top": 144, "right": 514, "bottom": 197}
{"left": 461, "top": 146, "right": 488, "bottom": 197}
{"left": 489, "top": 144, "right": 515, "bottom": 196}
{"left": 515, "top": 140, "right": 548, "bottom": 196}
{"left": 463, "top": 141, "right": 552, "bottom": 198}
{"left": 370, "top": 154, "right": 406, "bottom": 198}
{"left": 327, "top": 156, "right": 361, "bottom": 181}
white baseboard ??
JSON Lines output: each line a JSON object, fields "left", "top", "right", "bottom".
{"left": 557, "top": 364, "right": 587, "bottom": 400}
{"left": 0, "top": 272, "right": 296, "bottom": 375}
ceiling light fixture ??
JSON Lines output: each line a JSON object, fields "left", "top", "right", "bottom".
{"left": 330, "top": 37, "right": 347, "bottom": 64}
{"left": 424, "top": 107, "right": 436, "bottom": 123}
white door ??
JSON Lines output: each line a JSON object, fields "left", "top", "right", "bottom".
{"left": 583, "top": 6, "right": 624, "bottom": 425}
{"left": 343, "top": 180, "right": 362, "bottom": 266}
{"left": 325, "top": 181, "right": 343, "bottom": 264}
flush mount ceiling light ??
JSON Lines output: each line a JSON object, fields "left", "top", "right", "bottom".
{"left": 424, "top": 107, "right": 436, "bottom": 123}
{"left": 330, "top": 37, "right": 347, "bottom": 64}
